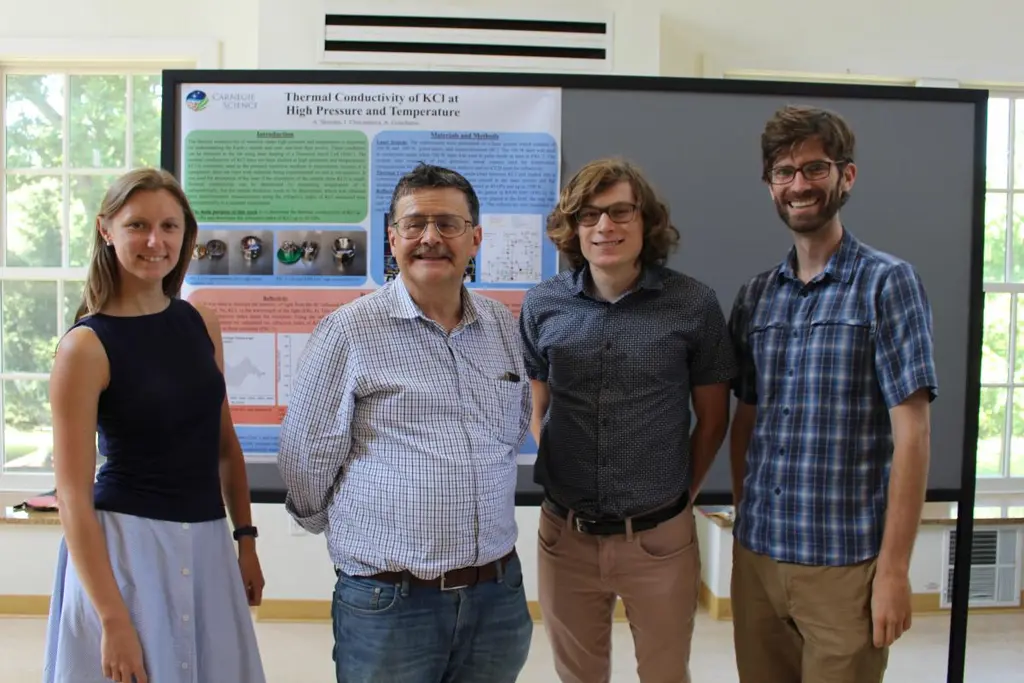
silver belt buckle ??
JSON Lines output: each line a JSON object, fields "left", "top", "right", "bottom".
{"left": 574, "top": 516, "right": 589, "bottom": 533}
{"left": 439, "top": 573, "right": 468, "bottom": 591}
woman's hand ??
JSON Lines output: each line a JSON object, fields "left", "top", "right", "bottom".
{"left": 100, "top": 616, "right": 148, "bottom": 683}
{"left": 238, "top": 539, "right": 265, "bottom": 606}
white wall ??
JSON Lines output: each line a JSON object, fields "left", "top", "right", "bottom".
{"left": 2, "top": 0, "right": 1023, "bottom": 605}
{"left": 0, "top": 0, "right": 258, "bottom": 68}
{"left": 656, "top": 0, "right": 1024, "bottom": 84}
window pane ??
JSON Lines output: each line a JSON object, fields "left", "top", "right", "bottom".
{"left": 977, "top": 387, "right": 1007, "bottom": 477}
{"left": 4, "top": 73, "right": 64, "bottom": 168}
{"left": 983, "top": 192, "right": 1007, "bottom": 282}
{"left": 5, "top": 173, "right": 62, "bottom": 267}
{"left": 69, "top": 75, "right": 127, "bottom": 168}
{"left": 983, "top": 292, "right": 1011, "bottom": 383}
{"left": 132, "top": 74, "right": 162, "bottom": 168}
{"left": 2, "top": 280, "right": 59, "bottom": 373}
{"left": 988, "top": 98, "right": 1010, "bottom": 189}
{"left": 3, "top": 379, "right": 52, "bottom": 471}
{"left": 62, "top": 280, "right": 85, "bottom": 333}
{"left": 1013, "top": 389, "right": 1024, "bottom": 477}
{"left": 1013, "top": 194, "right": 1024, "bottom": 283}
{"left": 1015, "top": 99, "right": 1024, "bottom": 190}
{"left": 70, "top": 174, "right": 119, "bottom": 266}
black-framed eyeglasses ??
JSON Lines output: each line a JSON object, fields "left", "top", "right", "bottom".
{"left": 391, "top": 214, "right": 473, "bottom": 239}
{"left": 767, "top": 160, "right": 848, "bottom": 185}
{"left": 575, "top": 202, "right": 639, "bottom": 227}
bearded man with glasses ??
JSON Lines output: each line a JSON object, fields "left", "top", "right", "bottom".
{"left": 279, "top": 163, "right": 534, "bottom": 683}
{"left": 726, "top": 105, "right": 938, "bottom": 683}
{"left": 519, "top": 157, "right": 737, "bottom": 683}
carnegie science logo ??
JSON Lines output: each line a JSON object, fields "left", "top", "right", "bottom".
{"left": 186, "top": 90, "right": 208, "bottom": 112}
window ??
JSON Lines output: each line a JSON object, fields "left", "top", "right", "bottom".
{"left": 0, "top": 67, "right": 163, "bottom": 487}
{"left": 980, "top": 94, "right": 1024, "bottom": 489}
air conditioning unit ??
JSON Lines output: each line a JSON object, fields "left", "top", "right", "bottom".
{"left": 941, "top": 526, "right": 1022, "bottom": 608}
{"left": 319, "top": 5, "right": 613, "bottom": 73}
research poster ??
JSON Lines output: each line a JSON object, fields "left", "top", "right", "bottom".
{"left": 177, "top": 83, "right": 562, "bottom": 461}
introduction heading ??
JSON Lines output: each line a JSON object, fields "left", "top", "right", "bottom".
{"left": 285, "top": 91, "right": 461, "bottom": 120}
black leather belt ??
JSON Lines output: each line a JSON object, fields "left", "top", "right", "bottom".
{"left": 543, "top": 492, "right": 690, "bottom": 536}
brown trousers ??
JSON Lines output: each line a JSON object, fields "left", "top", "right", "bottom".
{"left": 731, "top": 540, "right": 889, "bottom": 683}
{"left": 536, "top": 501, "right": 701, "bottom": 683}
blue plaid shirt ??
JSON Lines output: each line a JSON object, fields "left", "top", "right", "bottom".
{"left": 728, "top": 229, "right": 938, "bottom": 566}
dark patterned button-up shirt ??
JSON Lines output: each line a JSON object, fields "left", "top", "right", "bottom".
{"left": 520, "top": 264, "right": 737, "bottom": 519}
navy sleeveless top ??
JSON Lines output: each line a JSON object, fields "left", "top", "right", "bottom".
{"left": 72, "top": 298, "right": 227, "bottom": 523}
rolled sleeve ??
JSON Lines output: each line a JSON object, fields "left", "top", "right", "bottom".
{"left": 519, "top": 290, "right": 548, "bottom": 382}
{"left": 690, "top": 289, "right": 738, "bottom": 386}
{"left": 874, "top": 262, "right": 939, "bottom": 408}
{"left": 728, "top": 283, "right": 759, "bottom": 405}
{"left": 277, "top": 312, "right": 359, "bottom": 534}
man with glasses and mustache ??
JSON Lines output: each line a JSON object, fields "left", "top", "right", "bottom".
{"left": 519, "top": 157, "right": 736, "bottom": 683}
{"left": 279, "top": 163, "right": 534, "bottom": 683}
{"left": 726, "top": 105, "right": 938, "bottom": 683}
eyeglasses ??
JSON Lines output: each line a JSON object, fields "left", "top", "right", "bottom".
{"left": 575, "top": 202, "right": 639, "bottom": 227}
{"left": 767, "top": 160, "right": 847, "bottom": 185}
{"left": 391, "top": 214, "right": 472, "bottom": 239}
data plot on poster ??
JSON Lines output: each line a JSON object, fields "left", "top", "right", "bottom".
{"left": 223, "top": 333, "right": 276, "bottom": 406}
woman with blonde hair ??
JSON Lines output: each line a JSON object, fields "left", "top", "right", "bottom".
{"left": 42, "top": 167, "right": 266, "bottom": 683}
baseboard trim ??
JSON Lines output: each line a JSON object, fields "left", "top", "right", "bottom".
{"left": 695, "top": 587, "right": 1024, "bottom": 621}
{"left": 4, "top": 588, "right": 1023, "bottom": 621}
{"left": 0, "top": 595, "right": 50, "bottom": 616}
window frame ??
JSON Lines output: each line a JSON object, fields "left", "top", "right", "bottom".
{"left": 0, "top": 39, "right": 214, "bottom": 493}
{"left": 978, "top": 90, "right": 1024, "bottom": 493}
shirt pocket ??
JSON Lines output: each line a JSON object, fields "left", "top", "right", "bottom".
{"left": 484, "top": 378, "right": 525, "bottom": 446}
{"left": 807, "top": 317, "right": 875, "bottom": 395}
{"left": 747, "top": 321, "right": 789, "bottom": 386}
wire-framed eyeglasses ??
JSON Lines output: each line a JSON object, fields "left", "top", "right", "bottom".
{"left": 391, "top": 214, "right": 473, "bottom": 239}
{"left": 767, "top": 159, "right": 848, "bottom": 185}
{"left": 574, "top": 202, "right": 639, "bottom": 227}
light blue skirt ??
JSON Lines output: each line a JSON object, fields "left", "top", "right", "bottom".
{"left": 42, "top": 509, "right": 266, "bottom": 683}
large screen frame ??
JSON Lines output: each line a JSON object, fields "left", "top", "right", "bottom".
{"left": 161, "top": 69, "right": 986, "bottom": 683}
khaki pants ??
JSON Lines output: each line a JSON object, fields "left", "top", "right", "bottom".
{"left": 536, "top": 501, "right": 701, "bottom": 683}
{"left": 731, "top": 539, "right": 889, "bottom": 683}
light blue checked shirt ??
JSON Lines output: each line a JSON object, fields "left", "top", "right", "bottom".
{"left": 278, "top": 276, "right": 531, "bottom": 579}
{"left": 728, "top": 228, "right": 938, "bottom": 567}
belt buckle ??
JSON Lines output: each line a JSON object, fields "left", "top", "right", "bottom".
{"left": 439, "top": 572, "right": 468, "bottom": 591}
{"left": 574, "top": 516, "right": 590, "bottom": 533}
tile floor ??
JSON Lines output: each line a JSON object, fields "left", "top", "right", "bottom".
{"left": 1, "top": 610, "right": 1020, "bottom": 682}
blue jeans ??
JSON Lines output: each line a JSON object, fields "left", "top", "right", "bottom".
{"left": 331, "top": 554, "right": 533, "bottom": 683}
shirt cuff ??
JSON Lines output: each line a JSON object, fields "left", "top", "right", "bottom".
{"left": 285, "top": 496, "right": 328, "bottom": 535}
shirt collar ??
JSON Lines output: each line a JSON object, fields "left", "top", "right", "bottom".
{"left": 778, "top": 226, "right": 861, "bottom": 285}
{"left": 388, "top": 273, "right": 487, "bottom": 326}
{"left": 571, "top": 263, "right": 665, "bottom": 299}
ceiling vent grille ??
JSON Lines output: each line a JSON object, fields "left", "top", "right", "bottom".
{"left": 320, "top": 10, "right": 612, "bottom": 72}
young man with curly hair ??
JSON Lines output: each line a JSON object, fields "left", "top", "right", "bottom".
{"left": 519, "top": 157, "right": 736, "bottom": 683}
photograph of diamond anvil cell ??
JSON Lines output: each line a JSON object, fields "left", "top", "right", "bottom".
{"left": 332, "top": 237, "right": 356, "bottom": 264}
{"left": 205, "top": 239, "right": 227, "bottom": 259}
{"left": 240, "top": 235, "right": 263, "bottom": 261}
{"left": 277, "top": 240, "right": 302, "bottom": 264}
{"left": 301, "top": 241, "right": 319, "bottom": 262}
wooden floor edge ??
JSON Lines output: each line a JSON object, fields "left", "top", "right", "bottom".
{"left": 3, "top": 589, "right": 1024, "bottom": 621}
